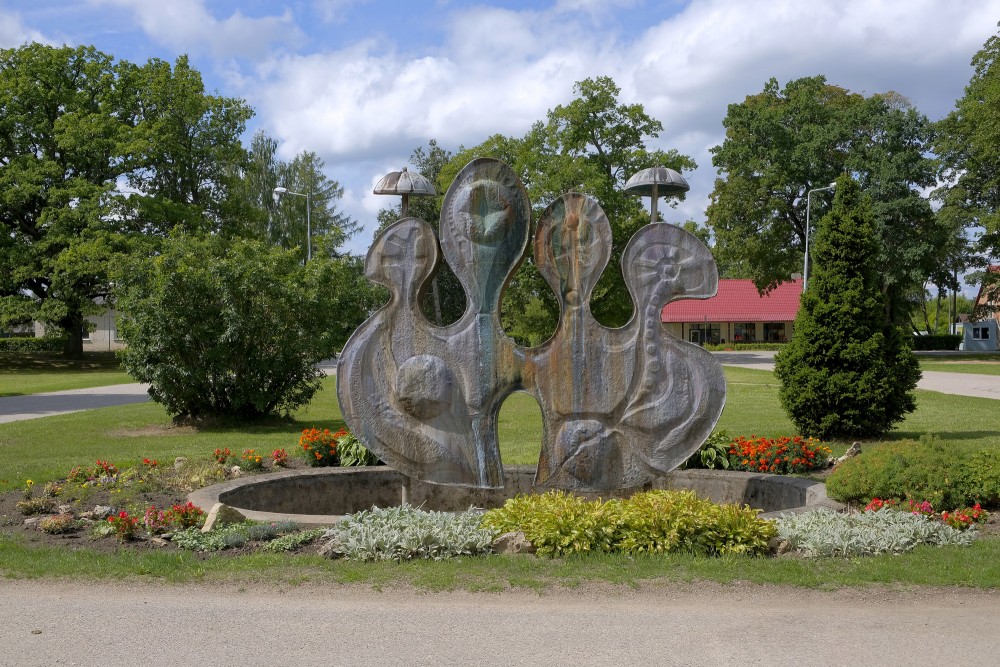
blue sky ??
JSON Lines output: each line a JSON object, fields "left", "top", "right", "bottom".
{"left": 4, "top": 0, "right": 1000, "bottom": 285}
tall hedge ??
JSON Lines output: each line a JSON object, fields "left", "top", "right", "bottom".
{"left": 774, "top": 177, "right": 921, "bottom": 439}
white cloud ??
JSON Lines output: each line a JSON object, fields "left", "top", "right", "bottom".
{"left": 243, "top": 0, "right": 1000, "bottom": 250}
{"left": 314, "top": 0, "right": 371, "bottom": 24}
{"left": 0, "top": 9, "right": 48, "bottom": 47}
{"left": 87, "top": 0, "right": 302, "bottom": 59}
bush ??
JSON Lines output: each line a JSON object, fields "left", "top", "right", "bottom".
{"left": 774, "top": 178, "right": 920, "bottom": 438}
{"left": 39, "top": 514, "right": 78, "bottom": 534}
{"left": 826, "top": 438, "right": 1000, "bottom": 510}
{"left": 911, "top": 334, "right": 962, "bottom": 351}
{"left": 703, "top": 343, "right": 787, "bottom": 352}
{"left": 320, "top": 505, "right": 495, "bottom": 562}
{"left": 114, "top": 233, "right": 373, "bottom": 422}
{"left": 480, "top": 490, "right": 777, "bottom": 558}
{"left": 0, "top": 337, "right": 66, "bottom": 352}
{"left": 684, "top": 430, "right": 731, "bottom": 470}
{"left": 774, "top": 508, "right": 976, "bottom": 557}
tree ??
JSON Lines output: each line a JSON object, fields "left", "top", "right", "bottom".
{"left": 774, "top": 177, "right": 921, "bottom": 439}
{"left": 114, "top": 234, "right": 376, "bottom": 422}
{"left": 435, "top": 77, "right": 695, "bottom": 343}
{"left": 935, "top": 24, "right": 1000, "bottom": 281}
{"left": 0, "top": 44, "right": 251, "bottom": 356}
{"left": 707, "top": 76, "right": 948, "bottom": 324}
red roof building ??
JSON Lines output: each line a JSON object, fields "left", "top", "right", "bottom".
{"left": 660, "top": 279, "right": 802, "bottom": 345}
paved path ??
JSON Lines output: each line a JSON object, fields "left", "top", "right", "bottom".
{"left": 2, "top": 580, "right": 999, "bottom": 666}
{"left": 714, "top": 351, "right": 1000, "bottom": 400}
{"left": 0, "top": 383, "right": 151, "bottom": 424}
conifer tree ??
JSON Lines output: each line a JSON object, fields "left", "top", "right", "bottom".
{"left": 774, "top": 177, "right": 921, "bottom": 438}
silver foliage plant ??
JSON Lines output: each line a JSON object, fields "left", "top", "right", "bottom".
{"left": 320, "top": 505, "right": 496, "bottom": 562}
{"left": 775, "top": 508, "right": 976, "bottom": 557}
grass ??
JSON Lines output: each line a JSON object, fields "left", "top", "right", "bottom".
{"left": 4, "top": 359, "right": 1000, "bottom": 589}
{"left": 0, "top": 352, "right": 134, "bottom": 396}
{"left": 2, "top": 531, "right": 998, "bottom": 590}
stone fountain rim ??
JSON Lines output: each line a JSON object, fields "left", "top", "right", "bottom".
{"left": 188, "top": 465, "right": 843, "bottom": 528}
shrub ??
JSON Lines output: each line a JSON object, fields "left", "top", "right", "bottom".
{"left": 262, "top": 528, "right": 326, "bottom": 552}
{"left": 39, "top": 514, "right": 78, "bottom": 534}
{"left": 684, "top": 430, "right": 731, "bottom": 470}
{"left": 480, "top": 490, "right": 777, "bottom": 558}
{"left": 826, "top": 438, "right": 1000, "bottom": 511}
{"left": 956, "top": 449, "right": 1000, "bottom": 506}
{"left": 16, "top": 497, "right": 55, "bottom": 515}
{"left": 774, "top": 508, "right": 976, "bottom": 557}
{"left": 910, "top": 334, "right": 962, "bottom": 351}
{"left": 0, "top": 336, "right": 66, "bottom": 352}
{"left": 774, "top": 177, "right": 920, "bottom": 438}
{"left": 114, "top": 234, "right": 372, "bottom": 422}
{"left": 171, "top": 521, "right": 303, "bottom": 552}
{"left": 320, "top": 505, "right": 495, "bottom": 562}
{"left": 727, "top": 435, "right": 831, "bottom": 475}
{"left": 213, "top": 448, "right": 233, "bottom": 465}
{"left": 271, "top": 448, "right": 289, "bottom": 467}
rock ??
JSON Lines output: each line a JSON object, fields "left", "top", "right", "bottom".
{"left": 23, "top": 517, "right": 44, "bottom": 527}
{"left": 174, "top": 457, "right": 188, "bottom": 470}
{"left": 200, "top": 503, "right": 247, "bottom": 533}
{"left": 57, "top": 504, "right": 74, "bottom": 515}
{"left": 91, "top": 505, "right": 114, "bottom": 520}
{"left": 149, "top": 537, "right": 170, "bottom": 547}
{"left": 230, "top": 466, "right": 244, "bottom": 478}
{"left": 317, "top": 539, "right": 340, "bottom": 559}
{"left": 831, "top": 442, "right": 862, "bottom": 467}
{"left": 768, "top": 536, "right": 792, "bottom": 556}
{"left": 492, "top": 531, "right": 536, "bottom": 555}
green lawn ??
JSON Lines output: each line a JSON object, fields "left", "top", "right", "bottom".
{"left": 4, "top": 365, "right": 1000, "bottom": 492}
{"left": 0, "top": 352, "right": 135, "bottom": 396}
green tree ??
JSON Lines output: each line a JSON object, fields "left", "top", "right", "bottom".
{"left": 935, "top": 24, "right": 1000, "bottom": 279}
{"left": 114, "top": 234, "right": 375, "bottom": 422}
{"left": 774, "top": 177, "right": 921, "bottom": 439}
{"left": 0, "top": 44, "right": 251, "bottom": 357}
{"left": 0, "top": 44, "right": 129, "bottom": 356}
{"left": 708, "top": 76, "right": 947, "bottom": 324}
{"left": 436, "top": 77, "right": 695, "bottom": 343}
{"left": 113, "top": 54, "right": 253, "bottom": 236}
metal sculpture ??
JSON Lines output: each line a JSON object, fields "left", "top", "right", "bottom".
{"left": 337, "top": 158, "right": 725, "bottom": 491}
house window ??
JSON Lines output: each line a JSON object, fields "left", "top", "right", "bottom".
{"left": 733, "top": 322, "right": 756, "bottom": 342}
{"left": 81, "top": 325, "right": 91, "bottom": 341}
{"left": 973, "top": 326, "right": 991, "bottom": 340}
{"left": 688, "top": 323, "right": 721, "bottom": 345}
{"left": 763, "top": 322, "right": 786, "bottom": 342}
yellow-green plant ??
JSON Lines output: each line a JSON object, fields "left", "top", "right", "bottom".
{"left": 481, "top": 490, "right": 776, "bottom": 557}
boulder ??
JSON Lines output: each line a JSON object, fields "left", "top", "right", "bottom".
{"left": 200, "top": 503, "right": 247, "bottom": 533}
{"left": 492, "top": 531, "right": 536, "bottom": 555}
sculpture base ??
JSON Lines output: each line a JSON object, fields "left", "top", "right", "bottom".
{"left": 188, "top": 466, "right": 841, "bottom": 527}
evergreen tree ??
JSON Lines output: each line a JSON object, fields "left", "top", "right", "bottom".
{"left": 774, "top": 177, "right": 921, "bottom": 438}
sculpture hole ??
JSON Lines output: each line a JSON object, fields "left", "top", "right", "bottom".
{"left": 496, "top": 390, "right": 544, "bottom": 467}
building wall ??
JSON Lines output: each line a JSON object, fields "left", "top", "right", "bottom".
{"left": 963, "top": 320, "right": 998, "bottom": 352}
{"left": 33, "top": 308, "right": 126, "bottom": 351}
{"left": 664, "top": 321, "right": 795, "bottom": 345}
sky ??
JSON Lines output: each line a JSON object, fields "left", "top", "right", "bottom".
{"left": 4, "top": 0, "right": 1000, "bottom": 274}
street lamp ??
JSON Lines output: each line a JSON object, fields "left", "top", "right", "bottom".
{"left": 803, "top": 182, "right": 836, "bottom": 292}
{"left": 272, "top": 186, "right": 312, "bottom": 261}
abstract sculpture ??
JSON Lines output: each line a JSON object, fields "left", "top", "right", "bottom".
{"left": 337, "top": 158, "right": 725, "bottom": 491}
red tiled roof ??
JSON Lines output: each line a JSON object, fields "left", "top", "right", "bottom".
{"left": 661, "top": 279, "right": 802, "bottom": 323}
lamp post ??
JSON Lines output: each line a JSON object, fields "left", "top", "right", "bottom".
{"left": 272, "top": 186, "right": 312, "bottom": 261}
{"left": 803, "top": 182, "right": 836, "bottom": 292}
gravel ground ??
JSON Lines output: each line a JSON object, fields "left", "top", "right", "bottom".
{"left": 2, "top": 579, "right": 1000, "bottom": 666}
